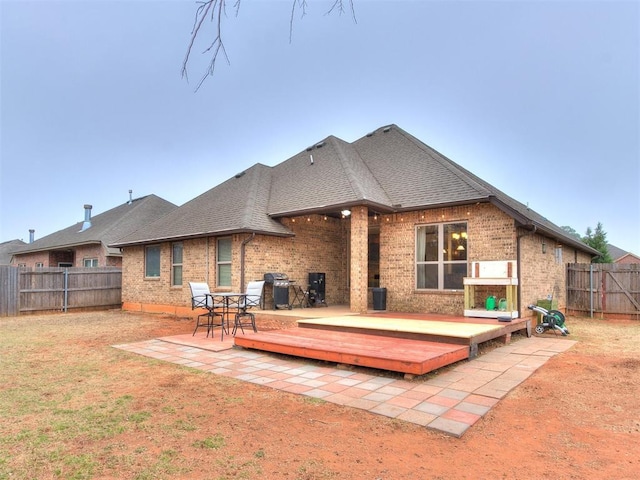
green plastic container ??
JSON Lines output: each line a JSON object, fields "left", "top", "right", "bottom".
{"left": 498, "top": 298, "right": 507, "bottom": 311}
{"left": 485, "top": 296, "right": 497, "bottom": 310}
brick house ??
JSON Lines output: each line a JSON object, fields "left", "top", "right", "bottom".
{"left": 112, "top": 125, "right": 597, "bottom": 318}
{"left": 11, "top": 194, "right": 176, "bottom": 268}
{"left": 607, "top": 244, "right": 640, "bottom": 264}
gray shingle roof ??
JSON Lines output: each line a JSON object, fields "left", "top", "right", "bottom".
{"left": 111, "top": 125, "right": 597, "bottom": 255}
{"left": 13, "top": 195, "right": 176, "bottom": 255}
{"left": 0, "top": 239, "right": 26, "bottom": 264}
{"left": 112, "top": 164, "right": 292, "bottom": 246}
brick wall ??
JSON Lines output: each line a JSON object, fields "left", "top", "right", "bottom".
{"left": 376, "top": 204, "right": 515, "bottom": 314}
{"left": 518, "top": 232, "right": 591, "bottom": 313}
{"left": 12, "top": 244, "right": 120, "bottom": 268}
{"left": 121, "top": 214, "right": 348, "bottom": 312}
{"left": 121, "top": 204, "right": 592, "bottom": 317}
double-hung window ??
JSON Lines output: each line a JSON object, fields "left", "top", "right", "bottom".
{"left": 172, "top": 242, "right": 183, "bottom": 286}
{"left": 416, "top": 222, "right": 467, "bottom": 290}
{"left": 217, "top": 237, "right": 232, "bottom": 287}
{"left": 83, "top": 258, "right": 98, "bottom": 267}
{"left": 145, "top": 245, "right": 161, "bottom": 278}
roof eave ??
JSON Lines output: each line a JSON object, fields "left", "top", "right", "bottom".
{"left": 110, "top": 228, "right": 295, "bottom": 248}
{"left": 269, "top": 200, "right": 398, "bottom": 219}
{"left": 11, "top": 240, "right": 104, "bottom": 255}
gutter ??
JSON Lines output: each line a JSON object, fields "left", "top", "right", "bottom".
{"left": 240, "top": 233, "right": 255, "bottom": 290}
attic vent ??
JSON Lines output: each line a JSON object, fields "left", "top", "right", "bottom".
{"left": 235, "top": 171, "right": 246, "bottom": 179}
{"left": 366, "top": 132, "right": 374, "bottom": 137}
{"left": 80, "top": 204, "right": 92, "bottom": 232}
{"left": 383, "top": 126, "right": 392, "bottom": 133}
{"left": 306, "top": 146, "right": 313, "bottom": 152}
{"left": 315, "top": 141, "right": 325, "bottom": 149}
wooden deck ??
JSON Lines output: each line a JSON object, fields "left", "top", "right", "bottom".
{"left": 233, "top": 312, "right": 531, "bottom": 378}
{"left": 233, "top": 328, "right": 469, "bottom": 376}
{"left": 298, "top": 315, "right": 531, "bottom": 358}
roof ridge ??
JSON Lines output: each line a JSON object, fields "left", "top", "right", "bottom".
{"left": 240, "top": 164, "right": 271, "bottom": 229}
{"left": 329, "top": 138, "right": 363, "bottom": 198}
{"left": 333, "top": 137, "right": 394, "bottom": 205}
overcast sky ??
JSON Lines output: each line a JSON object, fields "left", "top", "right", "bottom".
{"left": 1, "top": 0, "right": 638, "bottom": 253}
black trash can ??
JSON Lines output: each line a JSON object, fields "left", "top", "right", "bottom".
{"left": 372, "top": 287, "right": 387, "bottom": 310}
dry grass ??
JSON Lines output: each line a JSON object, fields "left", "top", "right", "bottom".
{"left": 0, "top": 310, "right": 638, "bottom": 479}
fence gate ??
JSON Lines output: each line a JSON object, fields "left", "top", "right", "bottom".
{"left": 567, "top": 263, "right": 640, "bottom": 318}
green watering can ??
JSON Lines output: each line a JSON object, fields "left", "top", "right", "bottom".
{"left": 485, "top": 296, "right": 497, "bottom": 310}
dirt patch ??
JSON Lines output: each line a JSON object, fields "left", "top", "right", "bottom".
{"left": 1, "top": 311, "right": 638, "bottom": 479}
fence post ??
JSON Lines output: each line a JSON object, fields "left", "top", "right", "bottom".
{"left": 589, "top": 264, "right": 593, "bottom": 318}
{"left": 63, "top": 268, "right": 69, "bottom": 313}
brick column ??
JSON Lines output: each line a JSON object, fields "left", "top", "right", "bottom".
{"left": 350, "top": 206, "right": 368, "bottom": 313}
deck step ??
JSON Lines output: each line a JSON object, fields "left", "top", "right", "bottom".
{"left": 233, "top": 328, "right": 469, "bottom": 375}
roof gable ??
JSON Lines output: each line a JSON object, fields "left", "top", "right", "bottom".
{"left": 268, "top": 136, "right": 392, "bottom": 215}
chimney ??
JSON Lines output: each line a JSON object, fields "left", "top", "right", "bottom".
{"left": 128, "top": 189, "right": 133, "bottom": 205}
{"left": 29, "top": 229, "right": 35, "bottom": 243}
{"left": 80, "top": 204, "right": 92, "bottom": 232}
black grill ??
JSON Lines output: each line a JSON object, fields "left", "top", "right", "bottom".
{"left": 264, "top": 273, "right": 291, "bottom": 309}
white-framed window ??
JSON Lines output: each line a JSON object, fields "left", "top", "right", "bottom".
{"left": 145, "top": 245, "right": 161, "bottom": 278}
{"left": 171, "top": 242, "right": 183, "bottom": 286}
{"left": 416, "top": 222, "right": 467, "bottom": 290}
{"left": 59, "top": 262, "right": 73, "bottom": 268}
{"left": 35, "top": 262, "right": 44, "bottom": 268}
{"left": 83, "top": 258, "right": 98, "bottom": 267}
{"left": 555, "top": 245, "right": 563, "bottom": 264}
{"left": 217, "top": 237, "right": 232, "bottom": 287}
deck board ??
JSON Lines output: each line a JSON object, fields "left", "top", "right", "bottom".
{"left": 298, "top": 316, "right": 502, "bottom": 338}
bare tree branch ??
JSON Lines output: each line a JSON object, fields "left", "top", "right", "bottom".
{"left": 182, "top": 0, "right": 356, "bottom": 91}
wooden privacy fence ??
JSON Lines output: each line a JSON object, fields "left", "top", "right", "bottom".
{"left": 0, "top": 266, "right": 122, "bottom": 316}
{"left": 567, "top": 263, "right": 640, "bottom": 319}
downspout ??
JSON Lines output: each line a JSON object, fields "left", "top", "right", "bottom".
{"left": 516, "top": 225, "right": 537, "bottom": 317}
{"left": 240, "top": 233, "right": 255, "bottom": 290}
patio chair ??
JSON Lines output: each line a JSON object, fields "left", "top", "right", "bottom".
{"left": 233, "top": 280, "right": 265, "bottom": 335}
{"left": 189, "top": 282, "right": 226, "bottom": 339}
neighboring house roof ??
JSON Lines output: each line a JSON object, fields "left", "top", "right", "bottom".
{"left": 0, "top": 239, "right": 26, "bottom": 264}
{"left": 11, "top": 195, "right": 177, "bottom": 257}
{"left": 111, "top": 125, "right": 598, "bottom": 256}
{"left": 608, "top": 244, "right": 640, "bottom": 263}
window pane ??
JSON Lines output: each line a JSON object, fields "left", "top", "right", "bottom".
{"left": 217, "top": 238, "right": 232, "bottom": 262}
{"left": 417, "top": 264, "right": 438, "bottom": 289}
{"left": 172, "top": 243, "right": 183, "bottom": 286}
{"left": 173, "top": 266, "right": 183, "bottom": 286}
{"left": 444, "top": 223, "right": 467, "bottom": 261}
{"left": 83, "top": 258, "right": 98, "bottom": 267}
{"left": 443, "top": 263, "right": 467, "bottom": 289}
{"left": 172, "top": 243, "right": 183, "bottom": 264}
{"left": 145, "top": 246, "right": 161, "bottom": 277}
{"left": 416, "top": 225, "right": 438, "bottom": 261}
{"left": 218, "top": 264, "right": 231, "bottom": 287}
